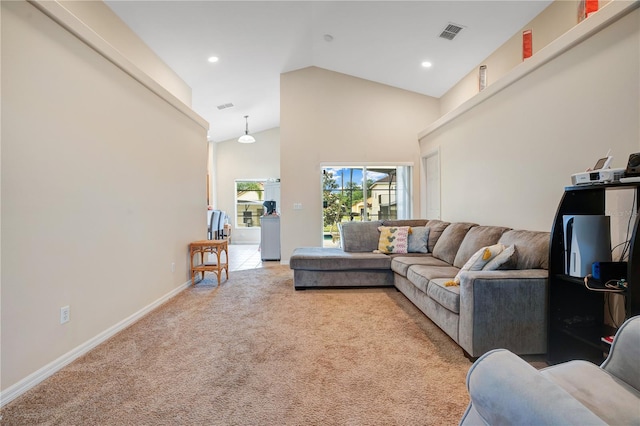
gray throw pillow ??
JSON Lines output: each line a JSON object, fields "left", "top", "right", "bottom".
{"left": 483, "top": 244, "right": 518, "bottom": 270}
{"left": 408, "top": 226, "right": 430, "bottom": 253}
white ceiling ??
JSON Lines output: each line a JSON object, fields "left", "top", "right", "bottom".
{"left": 105, "top": 1, "right": 553, "bottom": 142}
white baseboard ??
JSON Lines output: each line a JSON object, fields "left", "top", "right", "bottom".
{"left": 0, "top": 280, "right": 192, "bottom": 407}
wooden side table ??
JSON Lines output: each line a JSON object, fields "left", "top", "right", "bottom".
{"left": 189, "top": 239, "right": 229, "bottom": 285}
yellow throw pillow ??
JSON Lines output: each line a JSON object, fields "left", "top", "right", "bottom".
{"left": 377, "top": 226, "right": 410, "bottom": 254}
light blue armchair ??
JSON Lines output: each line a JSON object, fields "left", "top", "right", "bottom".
{"left": 460, "top": 315, "right": 640, "bottom": 425}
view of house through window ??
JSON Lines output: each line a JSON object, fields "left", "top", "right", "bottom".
{"left": 235, "top": 180, "right": 266, "bottom": 228}
{"left": 322, "top": 166, "right": 412, "bottom": 247}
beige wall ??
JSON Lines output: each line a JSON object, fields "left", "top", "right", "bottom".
{"left": 1, "top": 1, "right": 207, "bottom": 395}
{"left": 280, "top": 67, "right": 440, "bottom": 262}
{"left": 420, "top": 7, "right": 640, "bottom": 231}
{"left": 60, "top": 0, "right": 192, "bottom": 106}
{"left": 440, "top": 0, "right": 614, "bottom": 115}
{"left": 215, "top": 127, "right": 281, "bottom": 244}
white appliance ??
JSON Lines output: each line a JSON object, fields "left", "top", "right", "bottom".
{"left": 563, "top": 215, "right": 611, "bottom": 277}
{"left": 260, "top": 215, "right": 280, "bottom": 260}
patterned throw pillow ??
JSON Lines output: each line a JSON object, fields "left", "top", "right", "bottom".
{"left": 408, "top": 226, "right": 430, "bottom": 253}
{"left": 445, "top": 243, "right": 505, "bottom": 286}
{"left": 377, "top": 226, "right": 410, "bottom": 254}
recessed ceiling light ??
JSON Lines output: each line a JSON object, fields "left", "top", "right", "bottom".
{"left": 208, "top": 56, "right": 219, "bottom": 63}
{"left": 421, "top": 61, "right": 433, "bottom": 68}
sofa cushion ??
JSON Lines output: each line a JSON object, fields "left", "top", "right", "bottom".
{"left": 408, "top": 226, "right": 430, "bottom": 253}
{"left": 391, "top": 255, "right": 450, "bottom": 276}
{"left": 406, "top": 264, "right": 460, "bottom": 294}
{"left": 425, "top": 219, "right": 450, "bottom": 253}
{"left": 427, "top": 278, "right": 461, "bottom": 314}
{"left": 290, "top": 247, "right": 390, "bottom": 270}
{"left": 339, "top": 220, "right": 383, "bottom": 252}
{"left": 541, "top": 360, "right": 640, "bottom": 426}
{"left": 383, "top": 219, "right": 429, "bottom": 227}
{"left": 453, "top": 226, "right": 511, "bottom": 268}
{"left": 388, "top": 252, "right": 436, "bottom": 259}
{"left": 432, "top": 222, "right": 478, "bottom": 265}
{"left": 377, "top": 226, "right": 410, "bottom": 254}
{"left": 498, "top": 230, "right": 550, "bottom": 269}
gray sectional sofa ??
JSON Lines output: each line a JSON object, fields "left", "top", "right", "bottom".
{"left": 289, "top": 219, "right": 550, "bottom": 358}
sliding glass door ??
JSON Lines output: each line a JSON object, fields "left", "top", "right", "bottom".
{"left": 322, "top": 165, "right": 412, "bottom": 247}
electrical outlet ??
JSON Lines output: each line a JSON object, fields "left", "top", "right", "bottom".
{"left": 60, "top": 306, "right": 70, "bottom": 324}
{"left": 171, "top": 262, "right": 176, "bottom": 273}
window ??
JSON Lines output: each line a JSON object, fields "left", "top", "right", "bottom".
{"left": 322, "top": 165, "right": 412, "bottom": 247}
{"left": 235, "top": 180, "right": 265, "bottom": 228}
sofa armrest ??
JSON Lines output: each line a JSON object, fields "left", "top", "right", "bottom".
{"left": 461, "top": 269, "right": 548, "bottom": 280}
{"left": 462, "top": 349, "right": 606, "bottom": 425}
{"left": 601, "top": 315, "right": 640, "bottom": 390}
{"left": 458, "top": 269, "right": 548, "bottom": 357}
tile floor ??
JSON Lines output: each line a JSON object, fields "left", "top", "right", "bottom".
{"left": 227, "top": 244, "right": 265, "bottom": 271}
{"left": 196, "top": 243, "right": 279, "bottom": 286}
{"left": 205, "top": 243, "right": 281, "bottom": 272}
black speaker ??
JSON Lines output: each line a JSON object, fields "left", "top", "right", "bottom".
{"left": 626, "top": 152, "right": 640, "bottom": 177}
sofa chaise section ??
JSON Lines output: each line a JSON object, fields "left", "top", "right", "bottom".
{"left": 290, "top": 219, "right": 435, "bottom": 290}
{"left": 289, "top": 247, "right": 393, "bottom": 290}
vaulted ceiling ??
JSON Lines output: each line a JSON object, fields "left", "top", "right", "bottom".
{"left": 106, "top": 1, "right": 553, "bottom": 142}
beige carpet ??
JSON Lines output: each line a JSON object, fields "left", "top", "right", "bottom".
{"left": 2, "top": 265, "right": 472, "bottom": 425}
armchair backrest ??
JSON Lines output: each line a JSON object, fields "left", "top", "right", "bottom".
{"left": 216, "top": 211, "right": 226, "bottom": 236}
{"left": 209, "top": 210, "right": 221, "bottom": 239}
{"left": 601, "top": 315, "right": 640, "bottom": 391}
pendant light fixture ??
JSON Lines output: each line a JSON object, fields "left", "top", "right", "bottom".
{"left": 238, "top": 115, "right": 256, "bottom": 143}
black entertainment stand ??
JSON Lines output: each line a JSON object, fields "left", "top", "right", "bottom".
{"left": 547, "top": 182, "right": 640, "bottom": 365}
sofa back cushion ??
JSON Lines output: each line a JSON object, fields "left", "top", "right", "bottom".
{"left": 425, "top": 219, "right": 451, "bottom": 253}
{"left": 339, "top": 220, "right": 383, "bottom": 252}
{"left": 382, "top": 219, "right": 429, "bottom": 227}
{"left": 453, "top": 226, "right": 512, "bottom": 268}
{"left": 432, "top": 222, "right": 478, "bottom": 265}
{"left": 498, "top": 230, "right": 550, "bottom": 269}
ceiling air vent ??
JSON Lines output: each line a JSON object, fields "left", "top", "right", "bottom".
{"left": 439, "top": 23, "right": 464, "bottom": 40}
{"left": 216, "top": 103, "right": 234, "bottom": 110}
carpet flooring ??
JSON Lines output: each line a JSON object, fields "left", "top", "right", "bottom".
{"left": 2, "top": 265, "right": 472, "bottom": 425}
